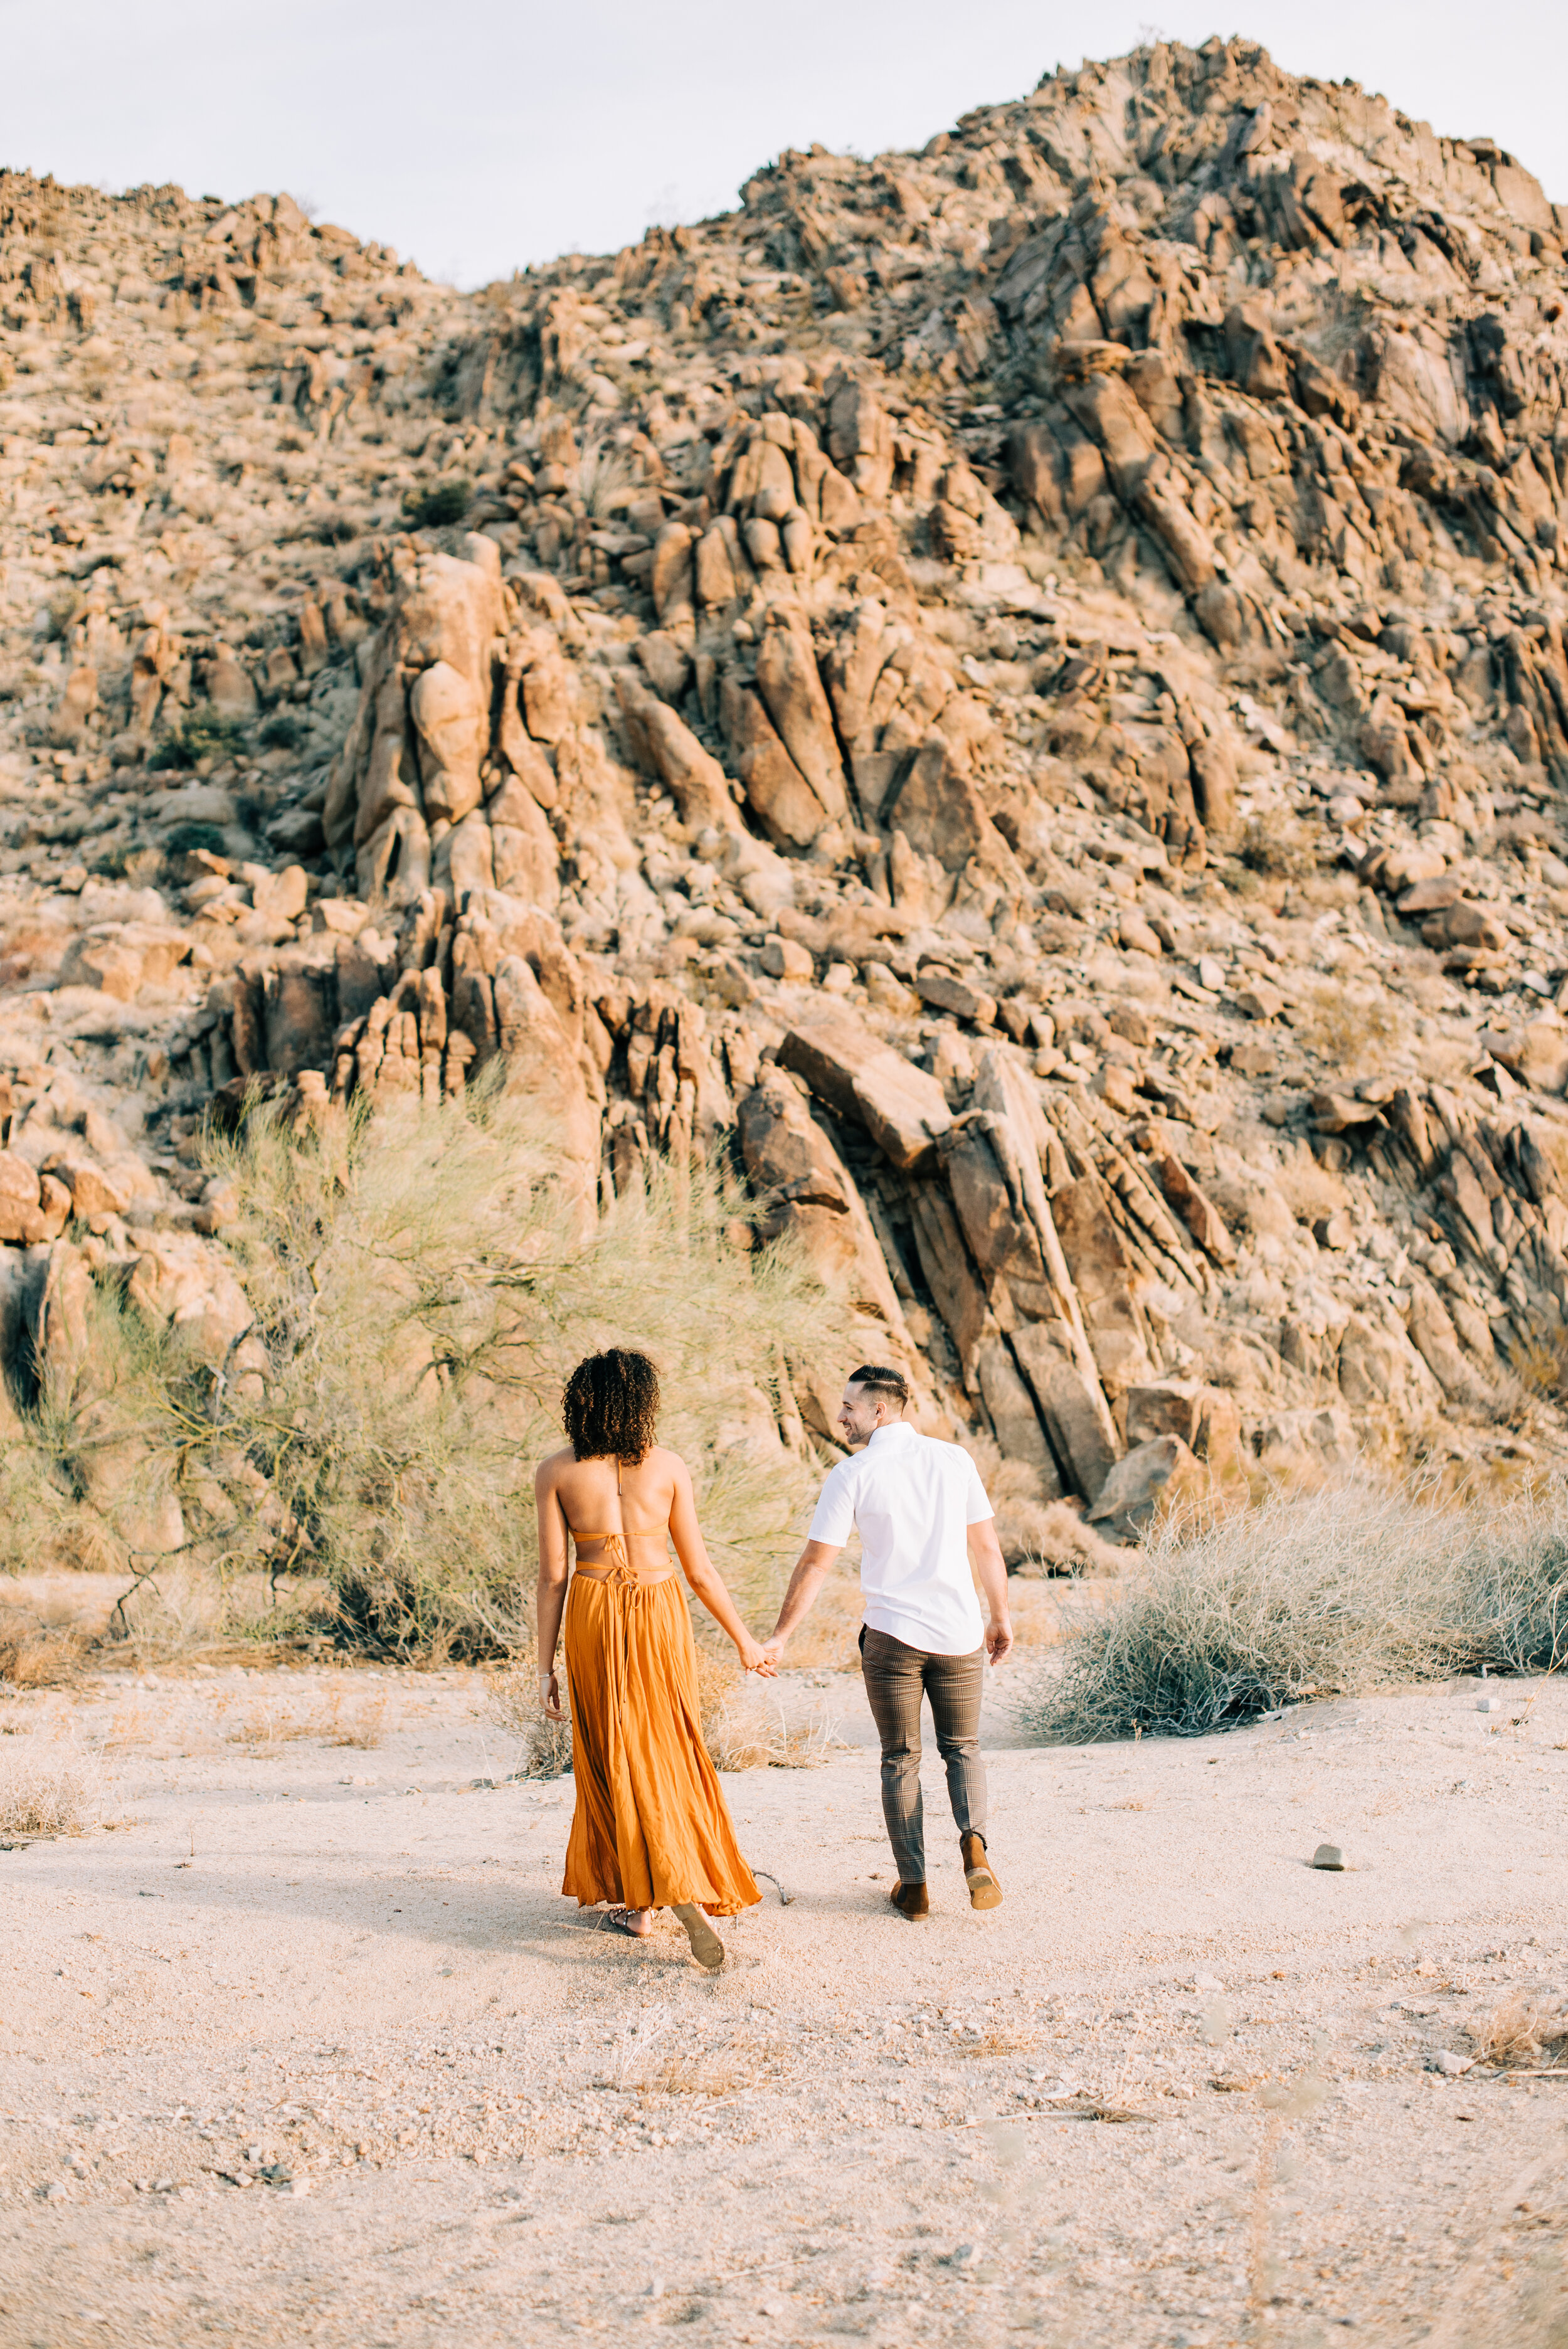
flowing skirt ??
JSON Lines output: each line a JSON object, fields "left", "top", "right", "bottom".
{"left": 561, "top": 1574, "right": 760, "bottom": 1916}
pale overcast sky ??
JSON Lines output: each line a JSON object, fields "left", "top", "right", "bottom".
{"left": 3, "top": 2, "right": 1564, "bottom": 287}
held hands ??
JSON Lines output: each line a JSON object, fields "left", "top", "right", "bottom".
{"left": 736, "top": 1633, "right": 778, "bottom": 1678}
{"left": 985, "top": 1620, "right": 1014, "bottom": 1666}
{"left": 540, "top": 1666, "right": 564, "bottom": 1721}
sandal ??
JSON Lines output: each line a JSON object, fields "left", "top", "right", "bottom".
{"left": 673, "top": 1902, "right": 725, "bottom": 1971}
{"left": 605, "top": 1906, "right": 653, "bottom": 1939}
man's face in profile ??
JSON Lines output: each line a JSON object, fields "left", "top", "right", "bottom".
{"left": 839, "top": 1382, "right": 894, "bottom": 1446}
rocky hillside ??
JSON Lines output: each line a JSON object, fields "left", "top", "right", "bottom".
{"left": 4, "top": 34, "right": 1568, "bottom": 1557}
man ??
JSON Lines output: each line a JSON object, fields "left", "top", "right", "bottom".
{"left": 763, "top": 1364, "right": 1011, "bottom": 1919}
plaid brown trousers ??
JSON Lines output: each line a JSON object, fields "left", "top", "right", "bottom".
{"left": 859, "top": 1625, "right": 987, "bottom": 1885}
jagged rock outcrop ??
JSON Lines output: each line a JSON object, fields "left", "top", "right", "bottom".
{"left": 4, "top": 40, "right": 1568, "bottom": 1529}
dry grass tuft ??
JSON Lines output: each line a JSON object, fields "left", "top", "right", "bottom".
{"left": 0, "top": 1745, "right": 95, "bottom": 1838}
{"left": 220, "top": 1689, "right": 387, "bottom": 1749}
{"left": 1511, "top": 1328, "right": 1568, "bottom": 1408}
{"left": 699, "top": 1653, "right": 844, "bottom": 1769}
{"left": 524, "top": 1712, "right": 576, "bottom": 1780}
{"left": 0, "top": 1606, "right": 89, "bottom": 1689}
{"left": 961, "top": 1438, "right": 1123, "bottom": 1577}
{"left": 635, "top": 2045, "right": 756, "bottom": 2097}
{"left": 694, "top": 1648, "right": 768, "bottom": 1771}
{"left": 611, "top": 2010, "right": 784, "bottom": 2098}
{"left": 1468, "top": 1995, "right": 1568, "bottom": 2069}
{"left": 1012, "top": 1476, "right": 1568, "bottom": 1741}
{"left": 951, "top": 2024, "right": 1039, "bottom": 2060}
{"left": 1238, "top": 814, "right": 1318, "bottom": 881}
{"left": 1009, "top": 1501, "right": 1125, "bottom": 1578}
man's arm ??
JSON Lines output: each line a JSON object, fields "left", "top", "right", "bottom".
{"left": 762, "top": 1539, "right": 842, "bottom": 1660}
{"left": 968, "top": 1519, "right": 1013, "bottom": 1665}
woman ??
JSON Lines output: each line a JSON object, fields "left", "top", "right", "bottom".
{"left": 536, "top": 1347, "right": 774, "bottom": 1971}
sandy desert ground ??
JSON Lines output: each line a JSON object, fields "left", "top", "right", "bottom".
{"left": 0, "top": 1646, "right": 1565, "bottom": 2349}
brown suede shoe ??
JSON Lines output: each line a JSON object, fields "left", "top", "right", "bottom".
{"left": 961, "top": 1832, "right": 1002, "bottom": 1910}
{"left": 889, "top": 1881, "right": 930, "bottom": 1921}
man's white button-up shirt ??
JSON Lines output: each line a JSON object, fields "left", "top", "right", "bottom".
{"left": 807, "top": 1421, "right": 993, "bottom": 1656}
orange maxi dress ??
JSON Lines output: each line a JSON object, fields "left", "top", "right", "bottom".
{"left": 561, "top": 1526, "right": 760, "bottom": 1918}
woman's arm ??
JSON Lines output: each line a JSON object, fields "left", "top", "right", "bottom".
{"left": 534, "top": 1459, "right": 572, "bottom": 1719}
{"left": 667, "top": 1456, "right": 776, "bottom": 1675}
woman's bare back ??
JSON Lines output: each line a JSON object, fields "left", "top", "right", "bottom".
{"left": 539, "top": 1445, "right": 682, "bottom": 1566}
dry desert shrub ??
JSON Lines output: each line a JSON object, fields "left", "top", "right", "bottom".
{"left": 1238, "top": 813, "right": 1317, "bottom": 881}
{"left": 1290, "top": 975, "right": 1409, "bottom": 1071}
{"left": 1009, "top": 1500, "right": 1125, "bottom": 1577}
{"left": 103, "top": 1568, "right": 237, "bottom": 1668}
{"left": 763, "top": 1566, "right": 864, "bottom": 1669}
{"left": 0, "top": 1744, "right": 94, "bottom": 1838}
{"left": 523, "top": 1712, "right": 575, "bottom": 1780}
{"left": 692, "top": 1646, "right": 767, "bottom": 1769}
{"left": 699, "top": 1650, "right": 844, "bottom": 1768}
{"left": 211, "top": 1085, "right": 840, "bottom": 1649}
{"left": 1511, "top": 1327, "right": 1568, "bottom": 1410}
{"left": 7, "top": 1083, "right": 845, "bottom": 1667}
{"left": 1012, "top": 1475, "right": 1568, "bottom": 1741}
{"left": 488, "top": 1646, "right": 571, "bottom": 1778}
{"left": 1273, "top": 1153, "right": 1350, "bottom": 1229}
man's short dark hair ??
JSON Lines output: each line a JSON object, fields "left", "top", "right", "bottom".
{"left": 848, "top": 1363, "right": 911, "bottom": 1406}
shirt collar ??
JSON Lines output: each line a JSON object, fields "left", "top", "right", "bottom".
{"left": 867, "top": 1421, "right": 916, "bottom": 1447}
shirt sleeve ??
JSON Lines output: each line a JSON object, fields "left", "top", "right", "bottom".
{"left": 808, "top": 1463, "right": 857, "bottom": 1547}
{"left": 962, "top": 1451, "right": 995, "bottom": 1525}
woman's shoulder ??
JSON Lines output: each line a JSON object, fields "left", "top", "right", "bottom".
{"left": 535, "top": 1444, "right": 577, "bottom": 1484}
{"left": 644, "top": 1444, "right": 689, "bottom": 1480}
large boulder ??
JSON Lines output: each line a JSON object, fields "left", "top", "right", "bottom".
{"left": 1125, "top": 1381, "right": 1245, "bottom": 1487}
{"left": 1009, "top": 1324, "right": 1121, "bottom": 1507}
{"left": 614, "top": 670, "right": 739, "bottom": 834}
{"left": 1088, "top": 1434, "right": 1204, "bottom": 1541}
{"left": 754, "top": 610, "right": 848, "bottom": 822}
{"left": 410, "top": 659, "right": 485, "bottom": 827}
{"left": 0, "top": 1152, "right": 70, "bottom": 1246}
{"left": 780, "top": 1012, "right": 951, "bottom": 1170}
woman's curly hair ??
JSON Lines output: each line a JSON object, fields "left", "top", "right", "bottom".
{"left": 562, "top": 1348, "right": 660, "bottom": 1463}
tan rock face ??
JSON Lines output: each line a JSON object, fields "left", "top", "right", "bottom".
{"left": 410, "top": 662, "right": 485, "bottom": 827}
{"left": 6, "top": 37, "right": 1568, "bottom": 1505}
{"left": 738, "top": 1071, "right": 909, "bottom": 1342}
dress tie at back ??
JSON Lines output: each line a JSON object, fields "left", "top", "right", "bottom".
{"left": 570, "top": 1530, "right": 677, "bottom": 1588}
